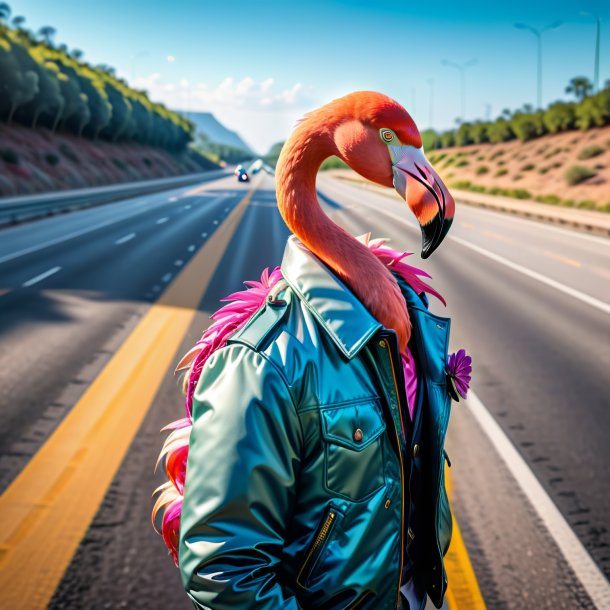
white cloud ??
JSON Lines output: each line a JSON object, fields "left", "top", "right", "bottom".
{"left": 130, "top": 73, "right": 316, "bottom": 153}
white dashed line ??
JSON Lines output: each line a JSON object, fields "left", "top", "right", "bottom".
{"left": 161, "top": 273, "right": 173, "bottom": 283}
{"left": 450, "top": 236, "right": 610, "bottom": 316}
{"left": 224, "top": 207, "right": 229, "bottom": 212}
{"left": 466, "top": 390, "right": 610, "bottom": 609}
{"left": 22, "top": 266, "right": 61, "bottom": 287}
{"left": 188, "top": 245, "right": 196, "bottom": 252}
{"left": 115, "top": 233, "right": 136, "bottom": 245}
{"left": 213, "top": 220, "right": 219, "bottom": 225}
{"left": 202, "top": 232, "right": 208, "bottom": 238}
{"left": 174, "top": 260, "right": 184, "bottom": 267}
{"left": 152, "top": 285, "right": 161, "bottom": 292}
{"left": 184, "top": 204, "right": 191, "bottom": 210}
{"left": 169, "top": 196, "right": 178, "bottom": 202}
{"left": 156, "top": 217, "right": 169, "bottom": 225}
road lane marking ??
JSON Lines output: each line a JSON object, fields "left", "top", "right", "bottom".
{"left": 445, "top": 466, "right": 487, "bottom": 610}
{"left": 450, "top": 236, "right": 610, "bottom": 316}
{"left": 481, "top": 230, "right": 511, "bottom": 243}
{"left": 460, "top": 222, "right": 474, "bottom": 229}
{"left": 543, "top": 250, "right": 581, "bottom": 268}
{"left": 161, "top": 273, "right": 173, "bottom": 283}
{"left": 465, "top": 390, "right": 610, "bottom": 609}
{"left": 0, "top": 179, "right": 259, "bottom": 610}
{"left": 115, "top": 233, "right": 136, "bottom": 245}
{"left": 22, "top": 266, "right": 61, "bottom": 287}
{"left": 0, "top": 182, "right": 232, "bottom": 266}
{"left": 156, "top": 217, "right": 169, "bottom": 224}
{"left": 174, "top": 260, "right": 184, "bottom": 267}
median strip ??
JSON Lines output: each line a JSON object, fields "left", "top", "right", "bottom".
{"left": 0, "top": 179, "right": 259, "bottom": 610}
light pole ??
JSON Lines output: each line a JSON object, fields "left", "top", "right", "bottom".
{"left": 514, "top": 21, "right": 562, "bottom": 108}
{"left": 581, "top": 11, "right": 602, "bottom": 92}
{"left": 441, "top": 59, "right": 477, "bottom": 122}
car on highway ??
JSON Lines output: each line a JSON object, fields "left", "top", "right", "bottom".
{"left": 236, "top": 167, "right": 249, "bottom": 182}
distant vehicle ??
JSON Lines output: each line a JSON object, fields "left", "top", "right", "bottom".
{"left": 234, "top": 164, "right": 244, "bottom": 176}
{"left": 237, "top": 168, "right": 249, "bottom": 182}
{"left": 249, "top": 159, "right": 264, "bottom": 175}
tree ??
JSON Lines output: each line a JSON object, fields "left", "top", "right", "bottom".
{"left": 0, "top": 3, "right": 11, "bottom": 24}
{"left": 565, "top": 77, "right": 593, "bottom": 102}
{"left": 70, "top": 48, "right": 83, "bottom": 61}
{"left": 37, "top": 26, "right": 56, "bottom": 46}
{"left": 510, "top": 110, "right": 546, "bottom": 142}
{"left": 487, "top": 118, "right": 514, "bottom": 143}
{"left": 11, "top": 15, "right": 25, "bottom": 28}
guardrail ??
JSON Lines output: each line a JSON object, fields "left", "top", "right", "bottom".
{"left": 0, "top": 169, "right": 231, "bottom": 227}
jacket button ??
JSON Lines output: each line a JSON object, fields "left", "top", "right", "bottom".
{"left": 384, "top": 499, "right": 391, "bottom": 509}
{"left": 436, "top": 324, "right": 443, "bottom": 329}
{"left": 378, "top": 340, "right": 386, "bottom": 348}
{"left": 412, "top": 444, "right": 420, "bottom": 458}
{"left": 353, "top": 428, "right": 363, "bottom": 442}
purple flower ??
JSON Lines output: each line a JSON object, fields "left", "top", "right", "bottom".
{"left": 447, "top": 348, "right": 472, "bottom": 400}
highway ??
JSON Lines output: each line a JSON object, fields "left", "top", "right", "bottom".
{"left": 0, "top": 171, "right": 608, "bottom": 609}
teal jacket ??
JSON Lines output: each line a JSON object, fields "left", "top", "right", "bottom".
{"left": 179, "top": 237, "right": 453, "bottom": 609}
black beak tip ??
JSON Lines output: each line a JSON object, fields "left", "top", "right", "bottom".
{"left": 420, "top": 215, "right": 444, "bottom": 259}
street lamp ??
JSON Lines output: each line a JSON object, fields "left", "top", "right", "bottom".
{"left": 514, "top": 20, "right": 562, "bottom": 108}
{"left": 581, "top": 11, "right": 602, "bottom": 93}
{"left": 441, "top": 58, "right": 477, "bottom": 122}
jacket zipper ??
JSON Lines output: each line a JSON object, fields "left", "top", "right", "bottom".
{"left": 382, "top": 338, "right": 406, "bottom": 609}
{"left": 297, "top": 509, "right": 336, "bottom": 587}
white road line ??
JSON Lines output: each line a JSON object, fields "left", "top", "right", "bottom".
{"left": 156, "top": 217, "right": 169, "bottom": 224}
{"left": 213, "top": 220, "right": 219, "bottom": 225}
{"left": 202, "top": 232, "right": 208, "bottom": 238}
{"left": 174, "top": 260, "right": 183, "bottom": 267}
{"left": 115, "top": 233, "right": 136, "bottom": 245}
{"left": 22, "top": 266, "right": 61, "bottom": 287}
{"left": 465, "top": 390, "right": 610, "bottom": 609}
{"left": 450, "top": 236, "right": 610, "bottom": 316}
{"left": 188, "top": 245, "right": 196, "bottom": 252}
{"left": 184, "top": 204, "right": 191, "bottom": 210}
{"left": 169, "top": 196, "right": 178, "bottom": 202}
{"left": 161, "top": 273, "right": 173, "bottom": 283}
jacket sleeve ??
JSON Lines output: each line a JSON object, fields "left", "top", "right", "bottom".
{"left": 179, "top": 343, "right": 304, "bottom": 609}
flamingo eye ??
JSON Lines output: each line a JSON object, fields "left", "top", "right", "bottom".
{"left": 379, "top": 128, "right": 399, "bottom": 145}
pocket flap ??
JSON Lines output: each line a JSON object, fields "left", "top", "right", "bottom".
{"left": 321, "top": 400, "right": 386, "bottom": 451}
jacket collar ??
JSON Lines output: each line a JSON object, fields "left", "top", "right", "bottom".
{"left": 281, "top": 236, "right": 382, "bottom": 359}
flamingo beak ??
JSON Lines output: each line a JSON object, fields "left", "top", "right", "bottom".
{"left": 391, "top": 145, "right": 455, "bottom": 258}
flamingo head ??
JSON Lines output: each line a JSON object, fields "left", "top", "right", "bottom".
{"left": 331, "top": 92, "right": 455, "bottom": 258}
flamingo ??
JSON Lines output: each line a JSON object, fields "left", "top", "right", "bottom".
{"left": 152, "top": 91, "right": 469, "bottom": 565}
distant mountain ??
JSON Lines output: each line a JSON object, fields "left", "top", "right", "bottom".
{"left": 185, "top": 112, "right": 254, "bottom": 153}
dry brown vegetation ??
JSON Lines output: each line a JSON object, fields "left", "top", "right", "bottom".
{"left": 429, "top": 126, "right": 610, "bottom": 211}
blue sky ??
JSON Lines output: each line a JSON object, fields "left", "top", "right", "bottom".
{"left": 8, "top": 0, "right": 610, "bottom": 153}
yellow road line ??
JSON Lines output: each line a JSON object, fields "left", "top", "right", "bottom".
{"left": 445, "top": 465, "right": 487, "bottom": 610}
{"left": 543, "top": 250, "right": 581, "bottom": 268}
{"left": 481, "top": 229, "right": 511, "bottom": 243}
{"left": 0, "top": 179, "right": 259, "bottom": 610}
{"left": 461, "top": 222, "right": 474, "bottom": 229}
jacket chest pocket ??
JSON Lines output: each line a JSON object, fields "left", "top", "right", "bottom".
{"left": 321, "top": 399, "right": 386, "bottom": 502}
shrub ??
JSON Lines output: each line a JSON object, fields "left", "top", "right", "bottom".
{"left": 476, "top": 166, "right": 489, "bottom": 175}
{"left": 0, "top": 148, "right": 19, "bottom": 164}
{"left": 469, "top": 123, "right": 490, "bottom": 144}
{"left": 477, "top": 155, "right": 485, "bottom": 161}
{"left": 495, "top": 168, "right": 508, "bottom": 177}
{"left": 538, "top": 166, "right": 549, "bottom": 174}
{"left": 440, "top": 131, "right": 455, "bottom": 148}
{"left": 521, "top": 163, "right": 535, "bottom": 171}
{"left": 455, "top": 159, "right": 469, "bottom": 167}
{"left": 510, "top": 189, "right": 532, "bottom": 199}
{"left": 543, "top": 102, "right": 576, "bottom": 133}
{"left": 455, "top": 123, "right": 474, "bottom": 146}
{"left": 575, "top": 89, "right": 610, "bottom": 129}
{"left": 497, "top": 159, "right": 506, "bottom": 166}
{"left": 112, "top": 158, "right": 128, "bottom": 171}
{"left": 45, "top": 153, "right": 60, "bottom": 166}
{"left": 451, "top": 180, "right": 472, "bottom": 189}
{"left": 58, "top": 143, "right": 79, "bottom": 163}
{"left": 564, "top": 165, "right": 597, "bottom": 185}
{"left": 511, "top": 111, "right": 546, "bottom": 141}
{"left": 577, "top": 145, "right": 604, "bottom": 160}
{"left": 490, "top": 150, "right": 505, "bottom": 160}
{"left": 513, "top": 174, "right": 523, "bottom": 181}
{"left": 488, "top": 119, "right": 515, "bottom": 143}
{"left": 536, "top": 194, "right": 562, "bottom": 204}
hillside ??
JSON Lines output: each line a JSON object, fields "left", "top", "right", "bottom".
{"left": 0, "top": 123, "right": 217, "bottom": 197}
{"left": 429, "top": 126, "right": 610, "bottom": 211}
{"left": 186, "top": 112, "right": 253, "bottom": 153}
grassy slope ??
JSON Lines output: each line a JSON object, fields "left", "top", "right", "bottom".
{"left": 0, "top": 123, "right": 218, "bottom": 197}
{"left": 429, "top": 126, "right": 610, "bottom": 210}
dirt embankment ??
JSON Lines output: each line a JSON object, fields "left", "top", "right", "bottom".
{"left": 430, "top": 126, "right": 610, "bottom": 211}
{"left": 0, "top": 123, "right": 217, "bottom": 198}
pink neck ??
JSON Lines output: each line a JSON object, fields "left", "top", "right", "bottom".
{"left": 275, "top": 125, "right": 411, "bottom": 350}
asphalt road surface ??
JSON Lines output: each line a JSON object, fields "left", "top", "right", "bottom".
{"left": 0, "top": 171, "right": 608, "bottom": 609}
